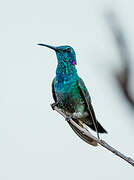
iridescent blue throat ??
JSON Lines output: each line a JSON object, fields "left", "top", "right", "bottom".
{"left": 55, "top": 63, "right": 78, "bottom": 92}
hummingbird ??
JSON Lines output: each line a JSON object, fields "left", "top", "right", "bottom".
{"left": 38, "top": 44, "right": 107, "bottom": 146}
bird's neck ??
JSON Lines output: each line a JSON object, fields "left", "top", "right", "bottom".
{"left": 56, "top": 61, "right": 77, "bottom": 74}
{"left": 56, "top": 63, "right": 78, "bottom": 82}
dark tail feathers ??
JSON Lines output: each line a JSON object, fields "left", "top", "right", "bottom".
{"left": 88, "top": 121, "right": 107, "bottom": 133}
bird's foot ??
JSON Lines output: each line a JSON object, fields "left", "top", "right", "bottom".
{"left": 65, "top": 115, "right": 73, "bottom": 122}
{"left": 51, "top": 102, "right": 59, "bottom": 110}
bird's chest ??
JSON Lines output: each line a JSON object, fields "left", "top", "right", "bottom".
{"left": 54, "top": 78, "right": 83, "bottom": 112}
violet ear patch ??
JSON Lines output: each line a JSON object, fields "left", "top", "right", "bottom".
{"left": 71, "top": 60, "right": 76, "bottom": 66}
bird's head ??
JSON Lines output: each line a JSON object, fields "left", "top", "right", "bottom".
{"left": 38, "top": 44, "right": 77, "bottom": 67}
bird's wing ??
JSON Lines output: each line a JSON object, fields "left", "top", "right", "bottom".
{"left": 52, "top": 77, "right": 57, "bottom": 102}
{"left": 77, "top": 77, "right": 99, "bottom": 133}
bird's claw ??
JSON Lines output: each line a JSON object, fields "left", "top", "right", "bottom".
{"left": 51, "top": 102, "right": 58, "bottom": 110}
{"left": 65, "top": 115, "right": 73, "bottom": 122}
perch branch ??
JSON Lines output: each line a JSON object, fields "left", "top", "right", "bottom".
{"left": 53, "top": 105, "right": 134, "bottom": 167}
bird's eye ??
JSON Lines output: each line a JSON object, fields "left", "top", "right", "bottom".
{"left": 65, "top": 48, "right": 71, "bottom": 52}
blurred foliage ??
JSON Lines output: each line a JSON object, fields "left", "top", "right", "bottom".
{"left": 105, "top": 12, "right": 134, "bottom": 109}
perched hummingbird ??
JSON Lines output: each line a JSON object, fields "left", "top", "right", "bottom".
{"left": 38, "top": 44, "right": 107, "bottom": 146}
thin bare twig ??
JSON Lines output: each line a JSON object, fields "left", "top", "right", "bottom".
{"left": 53, "top": 105, "right": 134, "bottom": 168}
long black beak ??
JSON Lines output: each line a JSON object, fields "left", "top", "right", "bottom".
{"left": 38, "top": 44, "right": 58, "bottom": 51}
